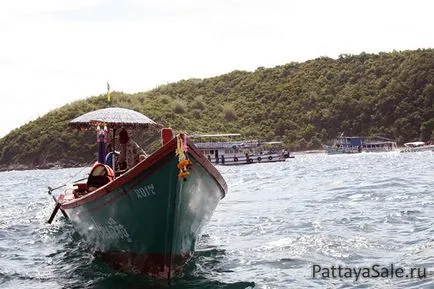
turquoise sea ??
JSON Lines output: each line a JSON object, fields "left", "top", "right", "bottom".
{"left": 0, "top": 152, "right": 433, "bottom": 288}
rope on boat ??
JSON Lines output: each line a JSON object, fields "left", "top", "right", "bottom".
{"left": 47, "top": 161, "right": 95, "bottom": 194}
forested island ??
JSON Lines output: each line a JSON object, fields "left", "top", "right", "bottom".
{"left": 0, "top": 49, "right": 433, "bottom": 171}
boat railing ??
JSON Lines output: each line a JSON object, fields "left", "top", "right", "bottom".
{"left": 208, "top": 152, "right": 286, "bottom": 165}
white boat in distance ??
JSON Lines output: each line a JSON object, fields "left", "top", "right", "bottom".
{"left": 190, "top": 133, "right": 292, "bottom": 165}
{"left": 400, "top": 141, "right": 434, "bottom": 153}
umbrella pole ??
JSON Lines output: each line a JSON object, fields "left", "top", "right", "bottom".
{"left": 112, "top": 128, "right": 116, "bottom": 173}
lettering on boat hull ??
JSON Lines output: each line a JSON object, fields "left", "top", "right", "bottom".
{"left": 91, "top": 217, "right": 132, "bottom": 242}
{"left": 134, "top": 184, "right": 156, "bottom": 199}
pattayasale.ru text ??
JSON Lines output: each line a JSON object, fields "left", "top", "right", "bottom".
{"left": 312, "top": 264, "right": 429, "bottom": 281}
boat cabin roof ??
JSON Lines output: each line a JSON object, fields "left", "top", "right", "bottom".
{"left": 190, "top": 133, "right": 241, "bottom": 138}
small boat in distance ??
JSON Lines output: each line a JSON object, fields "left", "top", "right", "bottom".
{"left": 324, "top": 134, "right": 397, "bottom": 155}
{"left": 47, "top": 107, "right": 227, "bottom": 280}
{"left": 190, "top": 133, "right": 292, "bottom": 165}
{"left": 400, "top": 141, "right": 434, "bottom": 153}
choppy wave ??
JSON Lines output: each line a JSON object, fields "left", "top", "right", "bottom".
{"left": 0, "top": 152, "right": 433, "bottom": 288}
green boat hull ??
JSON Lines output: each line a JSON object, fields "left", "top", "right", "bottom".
{"left": 60, "top": 138, "right": 226, "bottom": 277}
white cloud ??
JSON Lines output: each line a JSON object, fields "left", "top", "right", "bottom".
{"left": 0, "top": 0, "right": 433, "bottom": 137}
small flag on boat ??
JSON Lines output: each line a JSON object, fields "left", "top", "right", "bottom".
{"left": 107, "top": 81, "right": 111, "bottom": 103}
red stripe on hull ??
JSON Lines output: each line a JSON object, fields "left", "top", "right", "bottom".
{"left": 95, "top": 251, "right": 193, "bottom": 278}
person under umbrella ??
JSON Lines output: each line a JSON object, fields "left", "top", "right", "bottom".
{"left": 116, "top": 128, "right": 147, "bottom": 171}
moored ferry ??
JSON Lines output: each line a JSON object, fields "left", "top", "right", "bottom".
{"left": 324, "top": 134, "right": 397, "bottom": 155}
{"left": 191, "top": 133, "right": 292, "bottom": 165}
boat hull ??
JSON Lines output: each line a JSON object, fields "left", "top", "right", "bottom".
{"left": 400, "top": 145, "right": 434, "bottom": 153}
{"left": 60, "top": 138, "right": 226, "bottom": 277}
{"left": 324, "top": 146, "right": 360, "bottom": 154}
{"left": 205, "top": 152, "right": 288, "bottom": 166}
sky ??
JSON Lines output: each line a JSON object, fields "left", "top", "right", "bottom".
{"left": 0, "top": 0, "right": 433, "bottom": 137}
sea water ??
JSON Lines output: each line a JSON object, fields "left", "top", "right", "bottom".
{"left": 0, "top": 152, "right": 433, "bottom": 288}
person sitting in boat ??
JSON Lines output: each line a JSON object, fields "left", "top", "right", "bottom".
{"left": 116, "top": 128, "right": 147, "bottom": 171}
{"left": 104, "top": 143, "right": 119, "bottom": 169}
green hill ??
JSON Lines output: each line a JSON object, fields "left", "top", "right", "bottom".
{"left": 1, "top": 49, "right": 433, "bottom": 170}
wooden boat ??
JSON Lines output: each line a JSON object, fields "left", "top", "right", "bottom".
{"left": 47, "top": 107, "right": 227, "bottom": 280}
{"left": 400, "top": 141, "right": 434, "bottom": 153}
{"left": 324, "top": 134, "right": 397, "bottom": 155}
{"left": 190, "top": 133, "right": 292, "bottom": 166}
